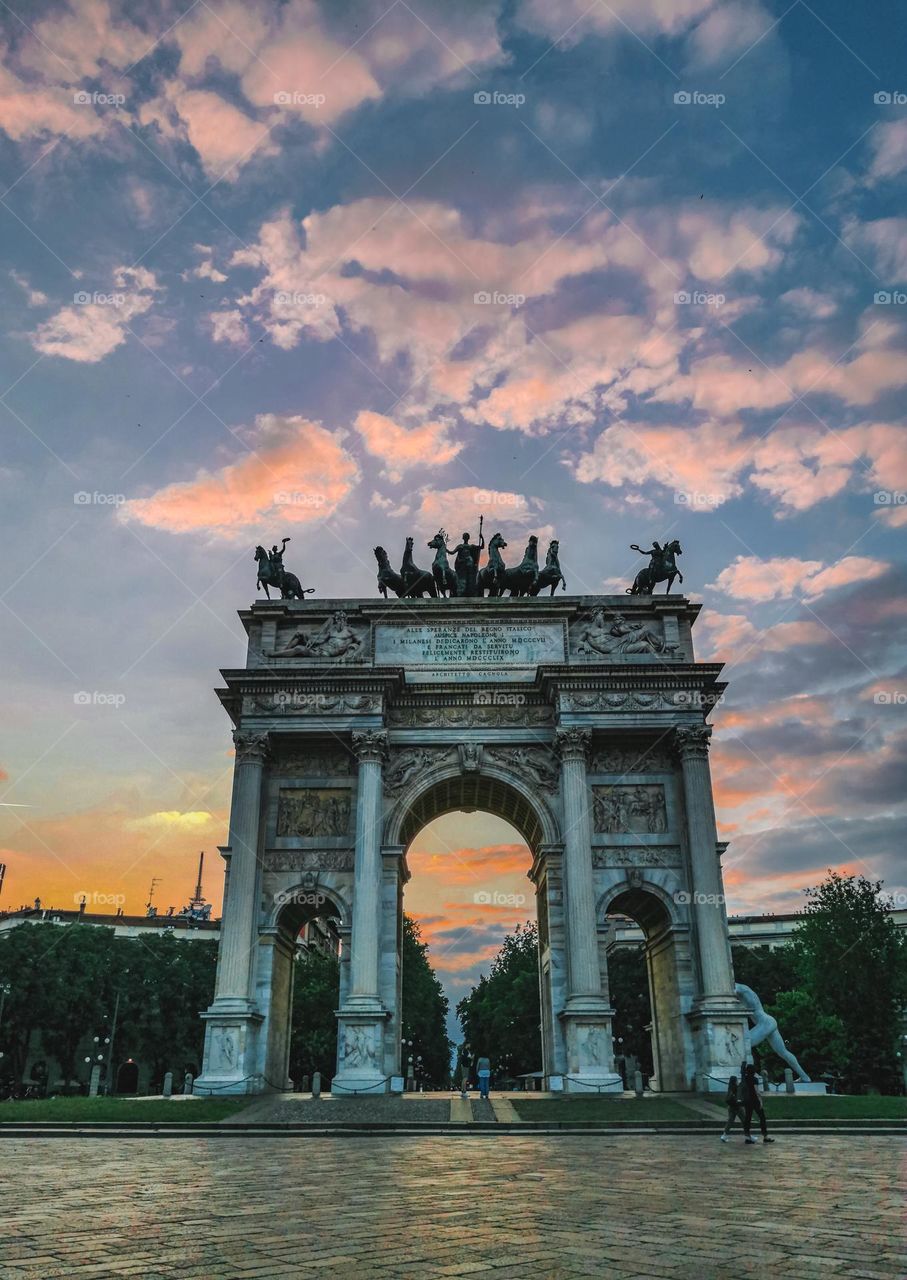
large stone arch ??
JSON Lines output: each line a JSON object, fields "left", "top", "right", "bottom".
{"left": 255, "top": 883, "right": 349, "bottom": 1093}
{"left": 195, "top": 592, "right": 749, "bottom": 1098}
{"left": 598, "top": 879, "right": 695, "bottom": 1092}
{"left": 385, "top": 760, "right": 561, "bottom": 853}
{"left": 380, "top": 760, "right": 562, "bottom": 1085}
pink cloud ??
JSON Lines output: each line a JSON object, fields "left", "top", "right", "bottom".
{"left": 121, "top": 414, "right": 359, "bottom": 538}
{"left": 30, "top": 266, "right": 160, "bottom": 363}
{"left": 354, "top": 410, "right": 463, "bottom": 482}
{"left": 868, "top": 119, "right": 907, "bottom": 182}
{"left": 708, "top": 554, "right": 889, "bottom": 602}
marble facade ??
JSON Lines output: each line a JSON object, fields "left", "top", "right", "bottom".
{"left": 194, "top": 594, "right": 747, "bottom": 1097}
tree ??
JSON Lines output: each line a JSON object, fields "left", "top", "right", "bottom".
{"left": 761, "top": 989, "right": 849, "bottom": 1083}
{"left": 457, "top": 922, "right": 541, "bottom": 1080}
{"left": 789, "top": 872, "right": 907, "bottom": 1093}
{"left": 114, "top": 934, "right": 217, "bottom": 1085}
{"left": 289, "top": 948, "right": 340, "bottom": 1084}
{"left": 35, "top": 925, "right": 118, "bottom": 1088}
{"left": 731, "top": 944, "right": 799, "bottom": 1006}
{"left": 401, "top": 915, "right": 452, "bottom": 1087}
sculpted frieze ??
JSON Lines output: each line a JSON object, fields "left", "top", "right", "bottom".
{"left": 387, "top": 703, "right": 554, "bottom": 728}
{"left": 590, "top": 743, "right": 674, "bottom": 773}
{"left": 261, "top": 850, "right": 354, "bottom": 873}
{"left": 559, "top": 691, "right": 675, "bottom": 713}
{"left": 571, "top": 607, "right": 678, "bottom": 659}
{"left": 592, "top": 847, "right": 681, "bottom": 869}
{"left": 245, "top": 692, "right": 380, "bottom": 715}
{"left": 591, "top": 784, "right": 668, "bottom": 834}
{"left": 485, "top": 745, "right": 559, "bottom": 794}
{"left": 276, "top": 787, "right": 351, "bottom": 837}
{"left": 269, "top": 611, "right": 367, "bottom": 661}
{"left": 384, "top": 747, "right": 457, "bottom": 797}
{"left": 272, "top": 747, "right": 351, "bottom": 776}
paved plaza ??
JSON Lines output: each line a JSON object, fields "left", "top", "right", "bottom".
{"left": 1, "top": 1135, "right": 903, "bottom": 1279}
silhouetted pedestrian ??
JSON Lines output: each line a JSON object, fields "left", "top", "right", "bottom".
{"left": 742, "top": 1062, "right": 774, "bottom": 1144}
{"left": 719, "top": 1074, "right": 744, "bottom": 1141}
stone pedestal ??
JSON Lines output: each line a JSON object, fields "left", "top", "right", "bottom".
{"left": 556, "top": 728, "right": 623, "bottom": 1093}
{"left": 195, "top": 730, "right": 269, "bottom": 1095}
{"left": 332, "top": 730, "right": 390, "bottom": 1095}
{"left": 674, "top": 726, "right": 749, "bottom": 1091}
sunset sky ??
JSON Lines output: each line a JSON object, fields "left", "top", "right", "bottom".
{"left": 1, "top": 1, "right": 905, "bottom": 1020}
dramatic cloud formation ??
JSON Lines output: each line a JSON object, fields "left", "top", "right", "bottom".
{"left": 121, "top": 415, "right": 359, "bottom": 536}
{"left": 30, "top": 267, "right": 161, "bottom": 363}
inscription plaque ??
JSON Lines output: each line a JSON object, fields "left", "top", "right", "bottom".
{"left": 374, "top": 621, "right": 565, "bottom": 682}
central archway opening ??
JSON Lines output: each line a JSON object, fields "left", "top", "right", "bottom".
{"left": 605, "top": 887, "right": 685, "bottom": 1092}
{"left": 270, "top": 892, "right": 344, "bottom": 1091}
{"left": 405, "top": 801, "right": 542, "bottom": 1094}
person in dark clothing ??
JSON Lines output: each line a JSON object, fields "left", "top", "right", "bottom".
{"left": 719, "top": 1075, "right": 745, "bottom": 1141}
{"left": 742, "top": 1062, "right": 774, "bottom": 1144}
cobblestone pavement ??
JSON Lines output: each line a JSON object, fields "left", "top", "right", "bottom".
{"left": 1, "top": 1135, "right": 903, "bottom": 1279}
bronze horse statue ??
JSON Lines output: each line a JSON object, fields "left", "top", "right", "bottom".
{"left": 400, "top": 536, "right": 438, "bottom": 597}
{"left": 476, "top": 531, "right": 507, "bottom": 596}
{"left": 500, "top": 535, "right": 540, "bottom": 597}
{"left": 530, "top": 539, "right": 566, "bottom": 596}
{"left": 374, "top": 546, "right": 406, "bottom": 598}
{"left": 627, "top": 540, "right": 683, "bottom": 595}
{"left": 427, "top": 530, "right": 458, "bottom": 598}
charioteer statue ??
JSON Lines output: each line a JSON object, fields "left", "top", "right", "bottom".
{"left": 451, "top": 517, "right": 485, "bottom": 597}
{"left": 254, "top": 537, "right": 314, "bottom": 600}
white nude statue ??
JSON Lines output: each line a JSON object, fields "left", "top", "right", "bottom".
{"left": 735, "top": 982, "right": 811, "bottom": 1082}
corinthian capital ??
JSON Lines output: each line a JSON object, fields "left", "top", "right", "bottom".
{"left": 232, "top": 729, "right": 271, "bottom": 765}
{"left": 672, "top": 724, "right": 712, "bottom": 760}
{"left": 555, "top": 726, "right": 591, "bottom": 763}
{"left": 351, "top": 729, "right": 388, "bottom": 764}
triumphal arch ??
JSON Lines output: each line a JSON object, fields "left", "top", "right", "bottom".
{"left": 195, "top": 574, "right": 748, "bottom": 1095}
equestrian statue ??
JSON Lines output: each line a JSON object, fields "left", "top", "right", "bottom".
{"left": 254, "top": 538, "right": 314, "bottom": 600}
{"left": 627, "top": 540, "right": 683, "bottom": 595}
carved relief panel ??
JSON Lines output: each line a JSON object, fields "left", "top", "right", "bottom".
{"left": 276, "top": 787, "right": 351, "bottom": 837}
{"left": 591, "top": 784, "right": 668, "bottom": 834}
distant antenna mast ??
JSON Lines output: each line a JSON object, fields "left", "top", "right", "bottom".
{"left": 146, "top": 876, "right": 162, "bottom": 915}
{"left": 189, "top": 851, "right": 205, "bottom": 909}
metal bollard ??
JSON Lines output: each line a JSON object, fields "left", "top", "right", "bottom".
{"left": 633, "top": 1069, "right": 644, "bottom": 1098}
{"left": 311, "top": 1071, "right": 321, "bottom": 1098}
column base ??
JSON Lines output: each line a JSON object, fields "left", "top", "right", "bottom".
{"left": 688, "top": 994, "right": 749, "bottom": 1093}
{"left": 194, "top": 1007, "right": 265, "bottom": 1096}
{"left": 330, "top": 1004, "right": 390, "bottom": 1096}
{"left": 559, "top": 998, "right": 623, "bottom": 1093}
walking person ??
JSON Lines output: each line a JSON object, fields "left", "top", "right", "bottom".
{"left": 742, "top": 1062, "right": 774, "bottom": 1144}
{"left": 476, "top": 1054, "right": 492, "bottom": 1101}
{"left": 719, "top": 1074, "right": 745, "bottom": 1141}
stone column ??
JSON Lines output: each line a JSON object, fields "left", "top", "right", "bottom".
{"left": 673, "top": 724, "right": 748, "bottom": 1091}
{"left": 195, "top": 730, "right": 268, "bottom": 1096}
{"left": 213, "top": 730, "right": 270, "bottom": 1005}
{"left": 555, "top": 728, "right": 622, "bottom": 1093}
{"left": 673, "top": 726, "right": 734, "bottom": 998}
{"left": 332, "top": 729, "right": 390, "bottom": 1095}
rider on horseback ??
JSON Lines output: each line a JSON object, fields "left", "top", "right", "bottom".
{"left": 269, "top": 538, "right": 291, "bottom": 590}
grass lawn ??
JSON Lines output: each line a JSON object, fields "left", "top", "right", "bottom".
{"left": 700, "top": 1094, "right": 907, "bottom": 1120}
{"left": 510, "top": 1097, "right": 700, "bottom": 1123}
{"left": 0, "top": 1096, "right": 252, "bottom": 1124}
